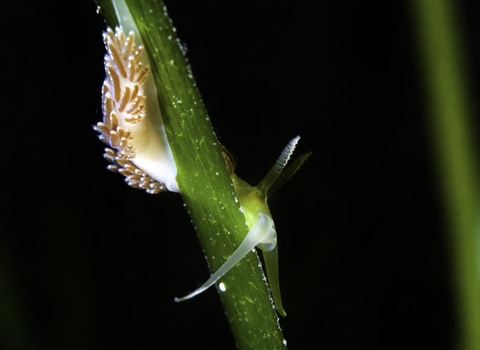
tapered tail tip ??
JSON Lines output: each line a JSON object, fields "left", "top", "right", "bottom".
{"left": 174, "top": 288, "right": 204, "bottom": 303}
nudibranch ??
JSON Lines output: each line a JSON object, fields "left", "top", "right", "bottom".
{"left": 94, "top": 0, "right": 178, "bottom": 193}
{"left": 94, "top": 0, "right": 312, "bottom": 318}
{"left": 175, "top": 136, "right": 311, "bottom": 317}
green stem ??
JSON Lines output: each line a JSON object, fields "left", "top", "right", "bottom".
{"left": 95, "top": 0, "right": 287, "bottom": 348}
{"left": 410, "top": 1, "right": 480, "bottom": 349}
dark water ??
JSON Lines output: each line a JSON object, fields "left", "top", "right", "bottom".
{"left": 4, "top": 1, "right": 480, "bottom": 349}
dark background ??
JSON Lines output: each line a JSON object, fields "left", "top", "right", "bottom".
{"left": 4, "top": 0, "right": 480, "bottom": 349}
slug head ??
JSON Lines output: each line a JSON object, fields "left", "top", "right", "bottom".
{"left": 176, "top": 137, "right": 310, "bottom": 318}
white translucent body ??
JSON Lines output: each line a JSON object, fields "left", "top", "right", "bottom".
{"left": 110, "top": 0, "right": 179, "bottom": 192}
